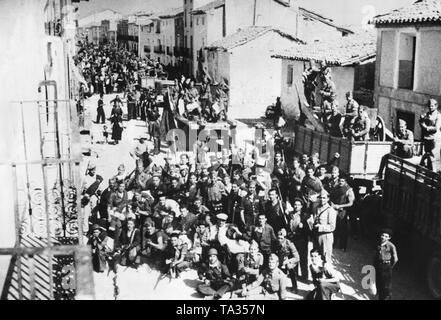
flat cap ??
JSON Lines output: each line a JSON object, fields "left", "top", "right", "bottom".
{"left": 216, "top": 213, "right": 228, "bottom": 221}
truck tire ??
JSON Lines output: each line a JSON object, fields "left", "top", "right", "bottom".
{"left": 427, "top": 252, "right": 441, "bottom": 299}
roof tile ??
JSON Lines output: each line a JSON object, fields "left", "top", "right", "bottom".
{"left": 272, "top": 31, "right": 377, "bottom": 66}
{"left": 207, "top": 26, "right": 304, "bottom": 50}
{"left": 373, "top": 0, "right": 441, "bottom": 26}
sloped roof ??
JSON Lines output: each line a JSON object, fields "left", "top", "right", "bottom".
{"left": 299, "top": 7, "right": 354, "bottom": 34}
{"left": 373, "top": 0, "right": 441, "bottom": 26}
{"left": 206, "top": 26, "right": 305, "bottom": 51}
{"left": 272, "top": 31, "right": 376, "bottom": 66}
{"left": 191, "top": 0, "right": 225, "bottom": 15}
{"left": 158, "top": 7, "right": 184, "bottom": 19}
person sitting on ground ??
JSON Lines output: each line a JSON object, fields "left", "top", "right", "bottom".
{"left": 273, "top": 228, "right": 300, "bottom": 293}
{"left": 114, "top": 218, "right": 141, "bottom": 270}
{"left": 240, "top": 254, "right": 288, "bottom": 300}
{"left": 197, "top": 248, "right": 234, "bottom": 300}
{"left": 142, "top": 221, "right": 168, "bottom": 270}
{"left": 306, "top": 248, "right": 341, "bottom": 300}
{"left": 192, "top": 221, "right": 211, "bottom": 264}
{"left": 235, "top": 240, "right": 264, "bottom": 294}
{"left": 88, "top": 224, "right": 112, "bottom": 273}
{"left": 164, "top": 232, "right": 190, "bottom": 278}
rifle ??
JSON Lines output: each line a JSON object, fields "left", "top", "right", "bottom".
{"left": 275, "top": 183, "right": 289, "bottom": 227}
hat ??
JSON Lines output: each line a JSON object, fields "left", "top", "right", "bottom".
{"left": 216, "top": 213, "right": 228, "bottom": 221}
{"left": 88, "top": 163, "right": 97, "bottom": 170}
{"left": 398, "top": 119, "right": 407, "bottom": 126}
{"left": 164, "top": 156, "right": 173, "bottom": 161}
{"left": 208, "top": 248, "right": 218, "bottom": 256}
{"left": 92, "top": 224, "right": 101, "bottom": 231}
{"left": 179, "top": 165, "right": 189, "bottom": 171}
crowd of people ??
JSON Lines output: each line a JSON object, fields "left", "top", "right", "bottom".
{"left": 81, "top": 136, "right": 369, "bottom": 300}
{"left": 302, "top": 65, "right": 371, "bottom": 142}
{"left": 74, "top": 43, "right": 405, "bottom": 301}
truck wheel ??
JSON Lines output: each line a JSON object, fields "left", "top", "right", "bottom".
{"left": 427, "top": 252, "right": 441, "bottom": 299}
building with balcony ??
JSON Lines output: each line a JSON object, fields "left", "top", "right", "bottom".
{"left": 0, "top": 0, "right": 91, "bottom": 299}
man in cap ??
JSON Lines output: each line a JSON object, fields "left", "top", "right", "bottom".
{"left": 419, "top": 98, "right": 441, "bottom": 171}
{"left": 206, "top": 169, "right": 226, "bottom": 214}
{"left": 225, "top": 180, "right": 243, "bottom": 225}
{"left": 342, "top": 91, "right": 359, "bottom": 138}
{"left": 374, "top": 228, "right": 398, "bottom": 300}
{"left": 88, "top": 224, "right": 111, "bottom": 273}
{"left": 377, "top": 119, "right": 415, "bottom": 179}
{"left": 350, "top": 106, "right": 371, "bottom": 141}
{"left": 311, "top": 190, "right": 337, "bottom": 263}
{"left": 197, "top": 248, "right": 234, "bottom": 299}
{"left": 242, "top": 254, "right": 288, "bottom": 300}
{"left": 273, "top": 228, "right": 300, "bottom": 293}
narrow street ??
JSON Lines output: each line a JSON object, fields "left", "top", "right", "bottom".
{"left": 83, "top": 94, "right": 431, "bottom": 300}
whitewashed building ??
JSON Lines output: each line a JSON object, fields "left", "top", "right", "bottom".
{"left": 206, "top": 26, "right": 304, "bottom": 119}
{"left": 373, "top": 0, "right": 441, "bottom": 139}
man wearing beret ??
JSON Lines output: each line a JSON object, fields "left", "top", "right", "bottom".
{"left": 197, "top": 248, "right": 233, "bottom": 299}
{"left": 374, "top": 228, "right": 398, "bottom": 300}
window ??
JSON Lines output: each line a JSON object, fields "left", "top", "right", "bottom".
{"left": 287, "top": 64, "right": 294, "bottom": 86}
{"left": 197, "top": 18, "right": 199, "bottom": 25}
{"left": 398, "top": 33, "right": 416, "bottom": 90}
{"left": 202, "top": 17, "right": 205, "bottom": 25}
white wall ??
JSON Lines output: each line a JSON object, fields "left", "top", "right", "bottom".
{"left": 379, "top": 30, "right": 398, "bottom": 88}
{"left": 280, "top": 60, "right": 304, "bottom": 119}
{"left": 416, "top": 29, "right": 441, "bottom": 96}
{"left": 227, "top": 31, "right": 294, "bottom": 119}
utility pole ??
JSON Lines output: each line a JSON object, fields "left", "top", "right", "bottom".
{"left": 253, "top": 0, "right": 258, "bottom": 26}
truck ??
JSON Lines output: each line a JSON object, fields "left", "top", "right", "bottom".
{"left": 381, "top": 154, "right": 441, "bottom": 299}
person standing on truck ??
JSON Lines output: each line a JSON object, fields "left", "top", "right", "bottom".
{"left": 374, "top": 228, "right": 398, "bottom": 300}
{"left": 376, "top": 119, "right": 414, "bottom": 179}
{"left": 342, "top": 92, "right": 359, "bottom": 138}
{"left": 419, "top": 98, "right": 441, "bottom": 172}
{"left": 350, "top": 106, "right": 371, "bottom": 141}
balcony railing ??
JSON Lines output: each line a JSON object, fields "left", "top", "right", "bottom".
{"left": 144, "top": 46, "right": 151, "bottom": 53}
